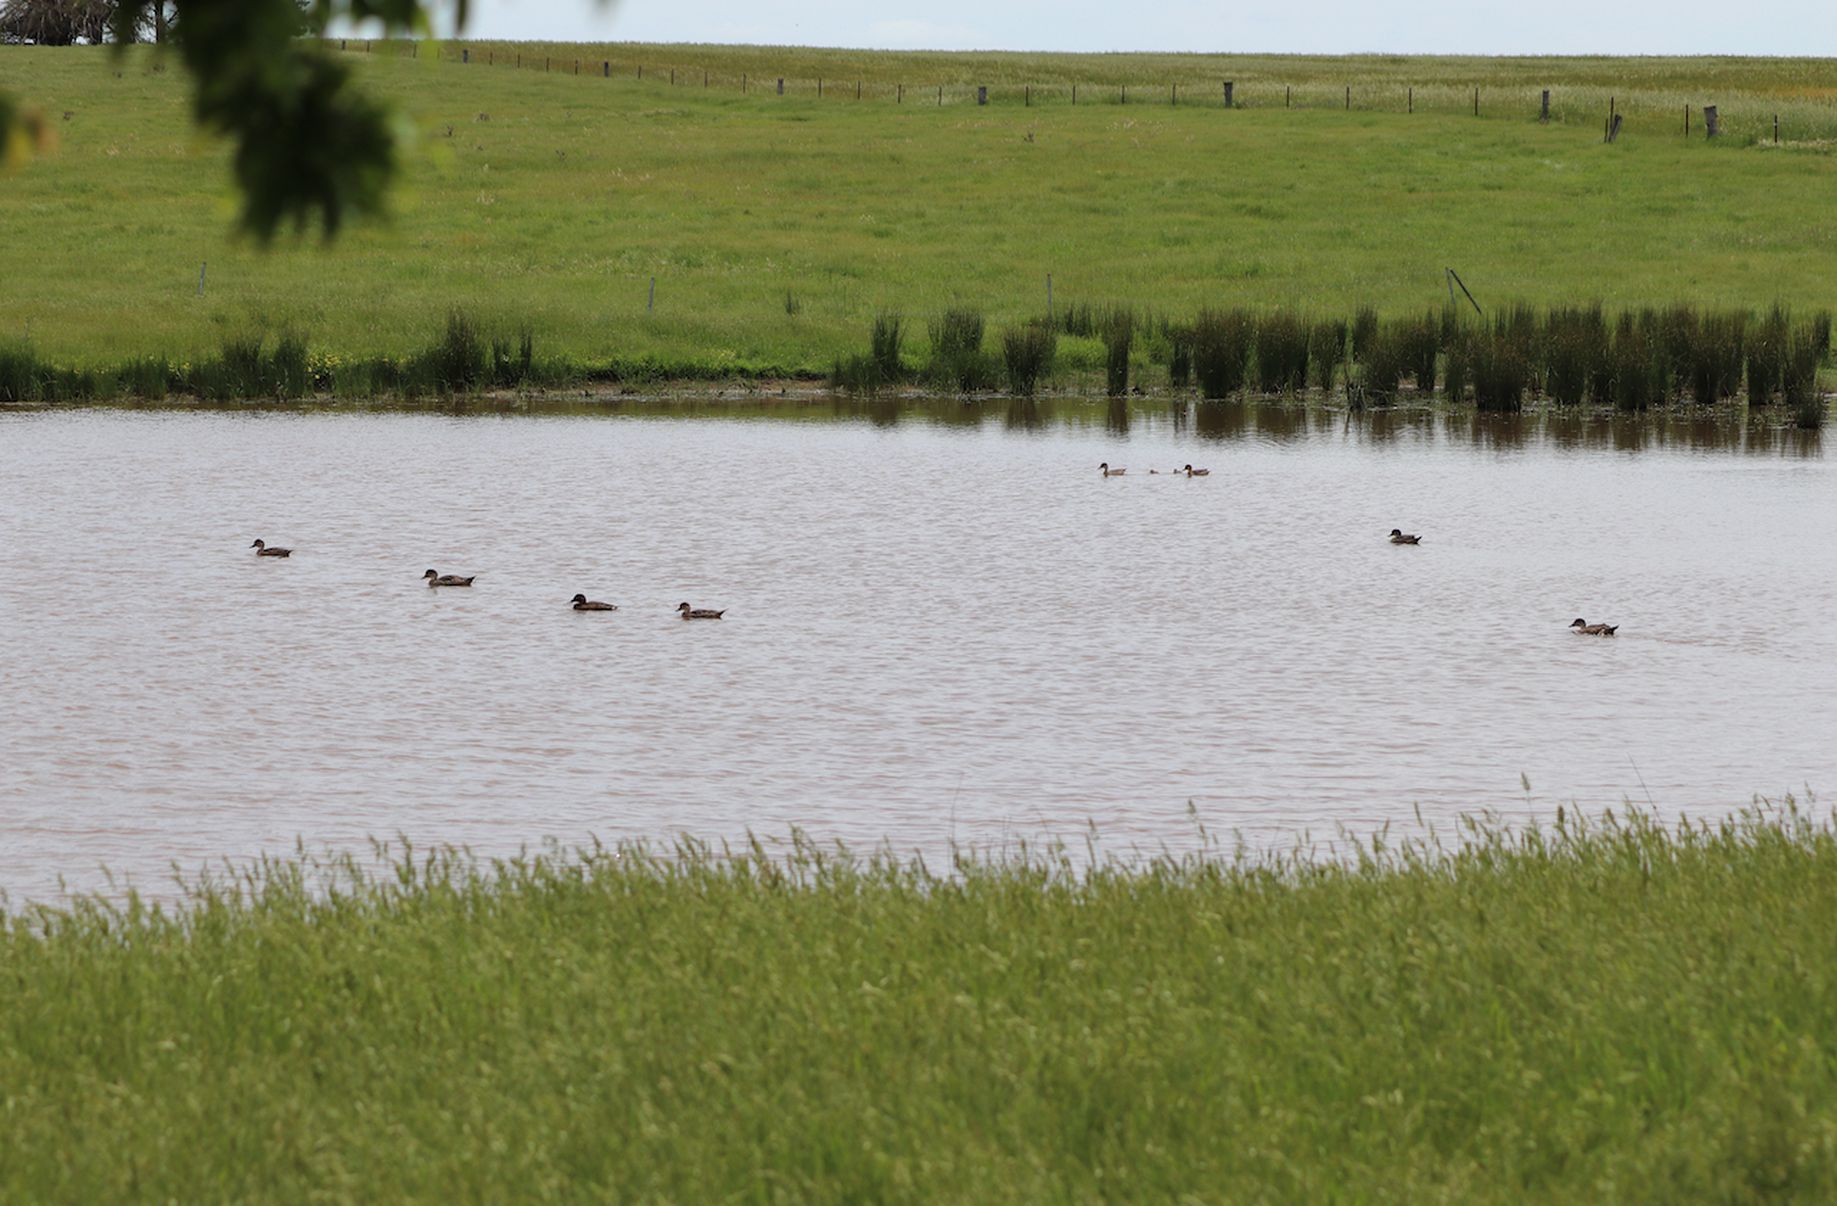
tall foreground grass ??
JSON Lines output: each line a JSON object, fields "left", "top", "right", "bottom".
{"left": 5, "top": 805, "right": 1837, "bottom": 1199}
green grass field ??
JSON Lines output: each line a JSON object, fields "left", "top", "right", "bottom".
{"left": 4, "top": 45, "right": 1837, "bottom": 378}
{"left": 3, "top": 807, "right": 1835, "bottom": 1199}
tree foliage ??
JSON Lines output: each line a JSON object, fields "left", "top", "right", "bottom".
{"left": 3, "top": 1, "right": 494, "bottom": 240}
{"left": 0, "top": 1, "right": 120, "bottom": 46}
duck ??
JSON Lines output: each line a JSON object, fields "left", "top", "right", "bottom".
{"left": 1099, "top": 462, "right": 1127, "bottom": 477}
{"left": 423, "top": 569, "right": 476, "bottom": 587}
{"left": 677, "top": 602, "right": 726, "bottom": 620}
{"left": 1570, "top": 618, "right": 1618, "bottom": 636}
{"left": 1388, "top": 529, "right": 1422, "bottom": 545}
{"left": 249, "top": 539, "right": 292, "bottom": 557}
{"left": 571, "top": 593, "right": 617, "bottom": 611}
{"left": 1183, "top": 464, "right": 1210, "bottom": 477}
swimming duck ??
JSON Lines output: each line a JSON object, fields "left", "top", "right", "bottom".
{"left": 1099, "top": 462, "right": 1127, "bottom": 477}
{"left": 677, "top": 602, "right": 726, "bottom": 620}
{"left": 249, "top": 539, "right": 292, "bottom": 557}
{"left": 571, "top": 593, "right": 617, "bottom": 611}
{"left": 1183, "top": 464, "right": 1210, "bottom": 477}
{"left": 423, "top": 569, "right": 476, "bottom": 587}
{"left": 1570, "top": 618, "right": 1618, "bottom": 636}
{"left": 1388, "top": 529, "right": 1422, "bottom": 545}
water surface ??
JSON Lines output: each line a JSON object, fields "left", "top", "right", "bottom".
{"left": 2, "top": 400, "right": 1831, "bottom": 901}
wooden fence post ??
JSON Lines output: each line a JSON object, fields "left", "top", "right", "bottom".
{"left": 1541, "top": 89, "right": 1549, "bottom": 121}
{"left": 1704, "top": 105, "right": 1719, "bottom": 138}
{"left": 461, "top": 48, "right": 467, "bottom": 63}
{"left": 1225, "top": 81, "right": 1235, "bottom": 108}
{"left": 778, "top": 78, "right": 784, "bottom": 96}
{"left": 1408, "top": 87, "right": 1413, "bottom": 113}
{"left": 1473, "top": 87, "right": 1479, "bottom": 116}
{"left": 1345, "top": 85, "right": 1350, "bottom": 110}
{"left": 602, "top": 62, "right": 608, "bottom": 77}
{"left": 1775, "top": 113, "right": 1780, "bottom": 143}
{"left": 897, "top": 84, "right": 902, "bottom": 104}
{"left": 977, "top": 86, "right": 987, "bottom": 106}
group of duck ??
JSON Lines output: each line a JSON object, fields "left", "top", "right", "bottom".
{"left": 1098, "top": 463, "right": 1210, "bottom": 478}
{"left": 1092, "top": 470, "right": 1621, "bottom": 638}
{"left": 247, "top": 541, "right": 726, "bottom": 619}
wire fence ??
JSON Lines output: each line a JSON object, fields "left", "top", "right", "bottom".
{"left": 328, "top": 39, "right": 1837, "bottom": 145}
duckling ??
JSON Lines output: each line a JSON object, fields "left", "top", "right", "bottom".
{"left": 677, "top": 602, "right": 726, "bottom": 620}
{"left": 1099, "top": 462, "right": 1127, "bottom": 477}
{"left": 1570, "top": 618, "right": 1618, "bottom": 636}
{"left": 1183, "top": 464, "right": 1211, "bottom": 477}
{"left": 423, "top": 569, "right": 476, "bottom": 587}
{"left": 571, "top": 593, "right": 617, "bottom": 611}
{"left": 1388, "top": 529, "right": 1422, "bottom": 545}
{"left": 249, "top": 539, "right": 292, "bottom": 557}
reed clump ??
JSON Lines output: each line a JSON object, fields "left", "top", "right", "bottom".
{"left": 1746, "top": 305, "right": 1789, "bottom": 404}
{"left": 1308, "top": 319, "right": 1347, "bottom": 395}
{"left": 1166, "top": 323, "right": 1195, "bottom": 391}
{"left": 1609, "top": 315, "right": 1663, "bottom": 412}
{"left": 0, "top": 343, "right": 50, "bottom": 403}
{"left": 1398, "top": 311, "right": 1440, "bottom": 395}
{"left": 1001, "top": 320, "right": 1057, "bottom": 396}
{"left": 1253, "top": 310, "right": 1309, "bottom": 395}
{"left": 926, "top": 306, "right": 998, "bottom": 393}
{"left": 1100, "top": 309, "right": 1133, "bottom": 397}
{"left": 1542, "top": 305, "right": 1606, "bottom": 406}
{"left": 1357, "top": 322, "right": 1406, "bottom": 402}
{"left": 1192, "top": 308, "right": 1254, "bottom": 399}
{"left": 1469, "top": 321, "right": 1533, "bottom": 412}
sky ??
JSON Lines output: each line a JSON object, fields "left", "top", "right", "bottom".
{"left": 433, "top": 0, "right": 1837, "bottom": 56}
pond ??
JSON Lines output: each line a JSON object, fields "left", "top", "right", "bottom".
{"left": 1, "top": 399, "right": 1831, "bottom": 901}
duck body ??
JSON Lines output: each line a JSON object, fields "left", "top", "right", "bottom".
{"left": 571, "top": 594, "right": 617, "bottom": 611}
{"left": 1183, "top": 464, "right": 1210, "bottom": 477}
{"left": 677, "top": 602, "right": 725, "bottom": 620}
{"left": 424, "top": 569, "right": 476, "bottom": 587}
{"left": 250, "top": 539, "right": 292, "bottom": 557}
{"left": 1099, "top": 462, "right": 1127, "bottom": 477}
{"left": 1388, "top": 529, "right": 1422, "bottom": 545}
{"left": 1570, "top": 618, "right": 1618, "bottom": 636}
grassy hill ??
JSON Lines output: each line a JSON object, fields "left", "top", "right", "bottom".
{"left": 4, "top": 45, "right": 1837, "bottom": 376}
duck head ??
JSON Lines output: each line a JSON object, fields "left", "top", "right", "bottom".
{"left": 250, "top": 539, "right": 265, "bottom": 549}
{"left": 1390, "top": 529, "right": 1404, "bottom": 537}
{"left": 677, "top": 602, "right": 693, "bottom": 613}
{"left": 571, "top": 594, "right": 588, "bottom": 605}
{"left": 423, "top": 569, "right": 439, "bottom": 580}
{"left": 1570, "top": 618, "right": 1589, "bottom": 628}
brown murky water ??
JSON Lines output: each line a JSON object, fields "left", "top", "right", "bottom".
{"left": 1, "top": 400, "right": 1832, "bottom": 901}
